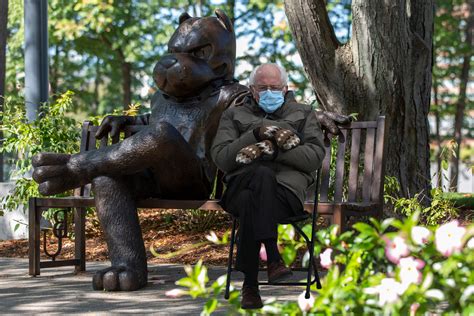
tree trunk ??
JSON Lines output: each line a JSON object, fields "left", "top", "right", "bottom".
{"left": 121, "top": 60, "right": 132, "bottom": 110}
{"left": 285, "top": 0, "right": 434, "bottom": 202}
{"left": 93, "top": 56, "right": 101, "bottom": 114}
{"left": 449, "top": 0, "right": 473, "bottom": 192}
{"left": 433, "top": 81, "right": 442, "bottom": 189}
{"left": 50, "top": 44, "right": 60, "bottom": 96}
{"left": 0, "top": 0, "right": 9, "bottom": 182}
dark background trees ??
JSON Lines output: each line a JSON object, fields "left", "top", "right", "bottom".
{"left": 1, "top": 0, "right": 472, "bottom": 196}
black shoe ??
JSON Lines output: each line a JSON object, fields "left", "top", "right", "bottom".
{"left": 241, "top": 285, "right": 263, "bottom": 309}
{"left": 267, "top": 260, "right": 293, "bottom": 283}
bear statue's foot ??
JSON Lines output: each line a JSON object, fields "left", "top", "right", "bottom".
{"left": 92, "top": 266, "right": 147, "bottom": 291}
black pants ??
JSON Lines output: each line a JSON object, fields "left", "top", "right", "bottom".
{"left": 220, "top": 165, "right": 304, "bottom": 273}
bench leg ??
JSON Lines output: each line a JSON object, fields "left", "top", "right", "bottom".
{"left": 333, "top": 205, "right": 347, "bottom": 233}
{"left": 28, "top": 198, "right": 40, "bottom": 276}
{"left": 74, "top": 207, "right": 86, "bottom": 273}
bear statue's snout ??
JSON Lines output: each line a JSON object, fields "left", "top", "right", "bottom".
{"left": 159, "top": 56, "right": 178, "bottom": 69}
{"left": 153, "top": 53, "right": 216, "bottom": 98}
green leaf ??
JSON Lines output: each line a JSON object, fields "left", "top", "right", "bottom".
{"left": 202, "top": 298, "right": 218, "bottom": 315}
{"left": 441, "top": 160, "right": 448, "bottom": 170}
{"left": 352, "top": 222, "right": 376, "bottom": 235}
{"left": 281, "top": 246, "right": 297, "bottom": 266}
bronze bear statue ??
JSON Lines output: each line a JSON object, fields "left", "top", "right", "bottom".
{"left": 32, "top": 9, "right": 349, "bottom": 291}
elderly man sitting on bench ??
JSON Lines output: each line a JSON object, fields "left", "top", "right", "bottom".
{"left": 211, "top": 63, "right": 325, "bottom": 309}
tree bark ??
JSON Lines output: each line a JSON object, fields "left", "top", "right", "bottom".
{"left": 0, "top": 0, "right": 9, "bottom": 182}
{"left": 93, "top": 56, "right": 101, "bottom": 114}
{"left": 449, "top": 0, "right": 473, "bottom": 192}
{"left": 285, "top": 0, "right": 434, "bottom": 201}
{"left": 433, "top": 81, "right": 442, "bottom": 189}
{"left": 121, "top": 60, "right": 132, "bottom": 110}
{"left": 50, "top": 44, "right": 60, "bottom": 96}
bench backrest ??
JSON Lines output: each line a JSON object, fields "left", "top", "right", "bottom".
{"left": 319, "top": 116, "right": 386, "bottom": 205}
{"left": 76, "top": 116, "right": 386, "bottom": 205}
{"left": 74, "top": 122, "right": 147, "bottom": 198}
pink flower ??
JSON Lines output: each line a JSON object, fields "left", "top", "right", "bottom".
{"left": 165, "top": 288, "right": 186, "bottom": 298}
{"left": 399, "top": 257, "right": 425, "bottom": 285}
{"left": 435, "top": 220, "right": 466, "bottom": 256}
{"left": 259, "top": 244, "right": 267, "bottom": 262}
{"left": 364, "top": 278, "right": 405, "bottom": 306}
{"left": 384, "top": 236, "right": 409, "bottom": 264}
{"left": 320, "top": 248, "right": 333, "bottom": 269}
{"left": 410, "top": 303, "right": 420, "bottom": 316}
{"left": 298, "top": 291, "right": 315, "bottom": 312}
{"left": 411, "top": 226, "right": 431, "bottom": 245}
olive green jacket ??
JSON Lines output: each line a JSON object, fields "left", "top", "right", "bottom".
{"left": 211, "top": 92, "right": 325, "bottom": 206}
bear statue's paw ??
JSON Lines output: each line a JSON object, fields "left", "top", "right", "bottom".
{"left": 92, "top": 266, "right": 147, "bottom": 291}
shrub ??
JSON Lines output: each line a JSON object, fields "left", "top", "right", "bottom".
{"left": 0, "top": 92, "right": 80, "bottom": 213}
{"left": 170, "top": 212, "right": 474, "bottom": 314}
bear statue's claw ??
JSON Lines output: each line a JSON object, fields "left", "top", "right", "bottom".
{"left": 92, "top": 267, "right": 146, "bottom": 291}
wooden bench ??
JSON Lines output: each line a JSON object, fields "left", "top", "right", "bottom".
{"left": 28, "top": 116, "right": 386, "bottom": 276}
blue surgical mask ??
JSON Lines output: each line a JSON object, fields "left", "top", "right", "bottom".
{"left": 258, "top": 90, "right": 284, "bottom": 113}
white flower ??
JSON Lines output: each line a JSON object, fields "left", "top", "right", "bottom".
{"left": 364, "top": 278, "right": 406, "bottom": 306}
{"left": 435, "top": 220, "right": 466, "bottom": 256}
{"left": 298, "top": 291, "right": 315, "bottom": 312}
{"left": 411, "top": 226, "right": 431, "bottom": 245}
{"left": 466, "top": 238, "right": 474, "bottom": 249}
{"left": 205, "top": 231, "right": 219, "bottom": 244}
{"left": 432, "top": 262, "right": 442, "bottom": 271}
{"left": 399, "top": 257, "right": 425, "bottom": 286}
{"left": 384, "top": 236, "right": 410, "bottom": 264}
{"left": 460, "top": 285, "right": 474, "bottom": 305}
{"left": 320, "top": 248, "right": 333, "bottom": 269}
{"left": 165, "top": 288, "right": 186, "bottom": 298}
{"left": 425, "top": 289, "right": 445, "bottom": 301}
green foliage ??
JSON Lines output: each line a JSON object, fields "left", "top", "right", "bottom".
{"left": 441, "top": 192, "right": 474, "bottom": 209}
{"left": 0, "top": 91, "right": 80, "bottom": 212}
{"left": 385, "top": 174, "right": 460, "bottom": 226}
{"left": 173, "top": 260, "right": 242, "bottom": 315}
{"left": 174, "top": 213, "right": 474, "bottom": 314}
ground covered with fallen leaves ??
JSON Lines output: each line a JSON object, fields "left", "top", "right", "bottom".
{"left": 0, "top": 209, "right": 232, "bottom": 265}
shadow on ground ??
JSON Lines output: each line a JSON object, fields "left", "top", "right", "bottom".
{"left": 0, "top": 258, "right": 307, "bottom": 314}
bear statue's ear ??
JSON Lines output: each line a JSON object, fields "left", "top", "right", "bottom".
{"left": 179, "top": 12, "right": 192, "bottom": 25}
{"left": 215, "top": 9, "right": 234, "bottom": 34}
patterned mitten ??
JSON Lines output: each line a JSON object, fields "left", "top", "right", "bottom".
{"left": 274, "top": 128, "right": 301, "bottom": 151}
{"left": 254, "top": 125, "right": 281, "bottom": 141}
{"left": 236, "top": 140, "right": 275, "bottom": 164}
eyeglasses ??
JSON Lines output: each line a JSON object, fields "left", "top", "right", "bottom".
{"left": 252, "top": 85, "right": 285, "bottom": 92}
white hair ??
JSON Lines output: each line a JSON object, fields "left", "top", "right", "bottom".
{"left": 248, "top": 63, "right": 288, "bottom": 86}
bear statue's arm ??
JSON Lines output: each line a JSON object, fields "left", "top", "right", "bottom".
{"left": 204, "top": 83, "right": 251, "bottom": 158}
{"left": 130, "top": 113, "right": 150, "bottom": 125}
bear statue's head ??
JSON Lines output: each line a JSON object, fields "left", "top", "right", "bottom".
{"left": 153, "top": 9, "right": 236, "bottom": 99}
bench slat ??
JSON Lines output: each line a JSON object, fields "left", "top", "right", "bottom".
{"left": 362, "top": 128, "right": 376, "bottom": 203}
{"left": 371, "top": 117, "right": 386, "bottom": 203}
{"left": 334, "top": 129, "right": 347, "bottom": 202}
{"left": 319, "top": 138, "right": 332, "bottom": 202}
{"left": 340, "top": 121, "right": 377, "bottom": 129}
{"left": 348, "top": 128, "right": 361, "bottom": 202}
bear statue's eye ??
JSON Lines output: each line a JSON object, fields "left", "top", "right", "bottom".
{"left": 192, "top": 44, "right": 212, "bottom": 60}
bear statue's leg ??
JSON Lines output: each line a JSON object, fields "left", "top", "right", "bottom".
{"left": 91, "top": 175, "right": 148, "bottom": 291}
{"left": 33, "top": 121, "right": 210, "bottom": 197}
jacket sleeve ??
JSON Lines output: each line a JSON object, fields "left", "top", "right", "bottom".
{"left": 274, "top": 111, "right": 325, "bottom": 173}
{"left": 211, "top": 109, "right": 258, "bottom": 172}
